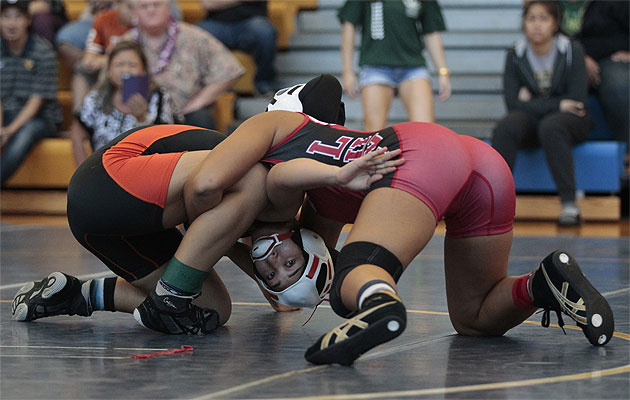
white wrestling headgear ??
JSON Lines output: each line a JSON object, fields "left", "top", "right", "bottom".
{"left": 266, "top": 84, "right": 306, "bottom": 113}
{"left": 265, "top": 74, "right": 346, "bottom": 126}
{"left": 252, "top": 228, "right": 334, "bottom": 308}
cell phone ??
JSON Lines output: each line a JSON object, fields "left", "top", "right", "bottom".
{"left": 122, "top": 74, "right": 149, "bottom": 103}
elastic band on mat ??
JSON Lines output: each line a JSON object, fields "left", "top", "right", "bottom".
{"left": 131, "top": 345, "right": 194, "bottom": 359}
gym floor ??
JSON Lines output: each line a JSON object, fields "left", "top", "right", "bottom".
{"left": 1, "top": 222, "right": 628, "bottom": 399}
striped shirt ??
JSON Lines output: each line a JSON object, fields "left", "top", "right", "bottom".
{"left": 0, "top": 34, "right": 62, "bottom": 125}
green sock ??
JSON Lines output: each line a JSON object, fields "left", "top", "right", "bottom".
{"left": 161, "top": 257, "right": 209, "bottom": 295}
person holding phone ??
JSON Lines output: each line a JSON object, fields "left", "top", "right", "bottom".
{"left": 70, "top": 40, "right": 173, "bottom": 165}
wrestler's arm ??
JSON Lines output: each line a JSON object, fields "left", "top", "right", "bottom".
{"left": 183, "top": 111, "right": 300, "bottom": 221}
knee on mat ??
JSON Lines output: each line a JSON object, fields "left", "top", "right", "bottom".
{"left": 196, "top": 287, "right": 232, "bottom": 327}
{"left": 451, "top": 317, "right": 508, "bottom": 337}
{"left": 215, "top": 295, "right": 232, "bottom": 327}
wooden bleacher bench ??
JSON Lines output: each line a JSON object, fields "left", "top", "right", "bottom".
{"left": 4, "top": 138, "right": 80, "bottom": 189}
{"left": 62, "top": 0, "right": 86, "bottom": 21}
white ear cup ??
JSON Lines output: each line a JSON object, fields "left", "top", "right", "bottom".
{"left": 266, "top": 85, "right": 305, "bottom": 113}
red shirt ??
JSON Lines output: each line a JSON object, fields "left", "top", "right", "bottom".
{"left": 85, "top": 9, "right": 131, "bottom": 54}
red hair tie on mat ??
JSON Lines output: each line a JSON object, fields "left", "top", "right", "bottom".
{"left": 131, "top": 345, "right": 194, "bottom": 359}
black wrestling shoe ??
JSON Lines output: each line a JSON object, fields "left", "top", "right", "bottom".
{"left": 305, "top": 291, "right": 406, "bottom": 366}
{"left": 12, "top": 272, "right": 92, "bottom": 322}
{"left": 133, "top": 283, "right": 219, "bottom": 335}
{"left": 532, "top": 250, "right": 614, "bottom": 346}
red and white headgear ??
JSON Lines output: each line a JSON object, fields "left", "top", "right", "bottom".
{"left": 251, "top": 228, "right": 334, "bottom": 308}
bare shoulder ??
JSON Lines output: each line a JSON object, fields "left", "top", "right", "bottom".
{"left": 239, "top": 111, "right": 306, "bottom": 144}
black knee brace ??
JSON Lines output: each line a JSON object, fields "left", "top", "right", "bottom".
{"left": 329, "top": 242, "right": 403, "bottom": 317}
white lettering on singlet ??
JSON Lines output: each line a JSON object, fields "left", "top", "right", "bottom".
{"left": 306, "top": 134, "right": 384, "bottom": 163}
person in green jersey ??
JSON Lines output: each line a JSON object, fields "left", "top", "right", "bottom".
{"left": 338, "top": 0, "right": 451, "bottom": 130}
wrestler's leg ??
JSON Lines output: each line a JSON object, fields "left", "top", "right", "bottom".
{"left": 443, "top": 232, "right": 535, "bottom": 336}
{"left": 361, "top": 84, "right": 395, "bottom": 131}
{"left": 305, "top": 188, "right": 436, "bottom": 365}
{"left": 129, "top": 267, "right": 231, "bottom": 326}
{"left": 11, "top": 230, "right": 174, "bottom": 323}
{"left": 444, "top": 234, "right": 615, "bottom": 346}
{"left": 398, "top": 78, "right": 435, "bottom": 123}
{"left": 339, "top": 188, "right": 436, "bottom": 308}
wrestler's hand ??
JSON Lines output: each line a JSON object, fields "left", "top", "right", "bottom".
{"left": 336, "top": 147, "right": 404, "bottom": 191}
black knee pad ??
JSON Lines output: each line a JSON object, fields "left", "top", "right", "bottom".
{"left": 329, "top": 242, "right": 403, "bottom": 317}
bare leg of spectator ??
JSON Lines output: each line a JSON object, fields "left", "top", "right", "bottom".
{"left": 399, "top": 78, "right": 435, "bottom": 123}
{"left": 361, "top": 84, "right": 394, "bottom": 131}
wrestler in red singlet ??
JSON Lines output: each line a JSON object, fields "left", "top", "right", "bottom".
{"left": 262, "top": 114, "right": 515, "bottom": 238}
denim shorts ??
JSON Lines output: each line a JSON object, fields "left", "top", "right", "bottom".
{"left": 55, "top": 20, "right": 93, "bottom": 49}
{"left": 359, "top": 65, "right": 431, "bottom": 89}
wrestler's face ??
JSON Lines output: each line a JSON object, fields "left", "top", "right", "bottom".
{"left": 108, "top": 49, "right": 146, "bottom": 87}
{"left": 524, "top": 3, "right": 558, "bottom": 46}
{"left": 254, "top": 240, "right": 306, "bottom": 292}
{"left": 0, "top": 8, "right": 29, "bottom": 43}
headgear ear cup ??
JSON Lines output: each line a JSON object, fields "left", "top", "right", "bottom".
{"left": 266, "top": 84, "right": 305, "bottom": 113}
{"left": 299, "top": 75, "right": 344, "bottom": 125}
{"left": 337, "top": 101, "right": 346, "bottom": 126}
{"left": 266, "top": 75, "right": 345, "bottom": 126}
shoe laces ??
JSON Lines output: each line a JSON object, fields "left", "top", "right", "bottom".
{"left": 539, "top": 308, "right": 567, "bottom": 335}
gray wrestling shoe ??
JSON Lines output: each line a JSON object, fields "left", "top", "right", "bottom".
{"left": 532, "top": 251, "right": 614, "bottom": 346}
{"left": 12, "top": 272, "right": 92, "bottom": 321}
{"left": 133, "top": 281, "right": 219, "bottom": 335}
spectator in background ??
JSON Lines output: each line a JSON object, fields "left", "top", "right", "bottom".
{"left": 123, "top": 0, "right": 243, "bottom": 129}
{"left": 70, "top": 40, "right": 173, "bottom": 165}
{"left": 197, "top": 0, "right": 277, "bottom": 95}
{"left": 527, "top": 0, "right": 629, "bottom": 144}
{"left": 55, "top": 0, "right": 181, "bottom": 71}
{"left": 72, "top": 0, "right": 135, "bottom": 111}
{"left": 492, "top": 1, "right": 592, "bottom": 226}
{"left": 338, "top": 0, "right": 451, "bottom": 130}
{"left": 576, "top": 1, "right": 629, "bottom": 144}
{"left": 56, "top": 0, "right": 116, "bottom": 70}
{"left": 0, "top": 0, "right": 62, "bottom": 186}
{"left": 28, "top": 0, "right": 68, "bottom": 46}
